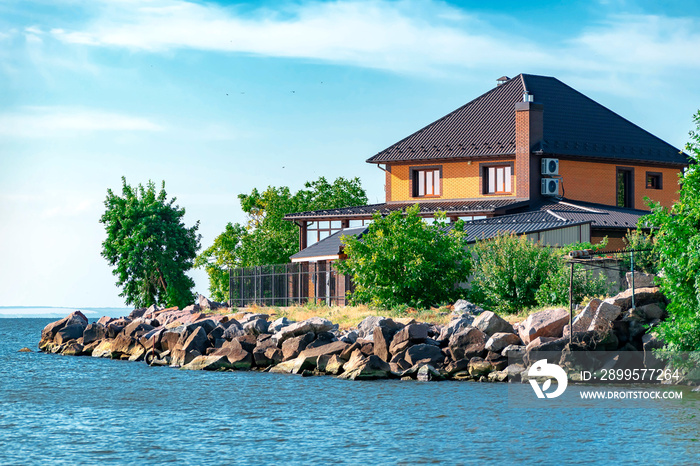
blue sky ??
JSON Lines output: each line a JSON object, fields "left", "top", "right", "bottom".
{"left": 1, "top": 0, "right": 700, "bottom": 307}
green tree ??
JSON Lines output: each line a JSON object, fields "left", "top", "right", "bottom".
{"left": 335, "top": 204, "right": 472, "bottom": 309}
{"left": 642, "top": 110, "right": 700, "bottom": 352}
{"left": 622, "top": 228, "right": 659, "bottom": 274}
{"left": 193, "top": 222, "right": 246, "bottom": 302}
{"left": 100, "top": 178, "right": 201, "bottom": 309}
{"left": 197, "top": 177, "right": 367, "bottom": 296}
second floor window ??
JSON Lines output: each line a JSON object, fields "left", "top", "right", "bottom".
{"left": 413, "top": 168, "right": 440, "bottom": 197}
{"left": 485, "top": 165, "right": 512, "bottom": 194}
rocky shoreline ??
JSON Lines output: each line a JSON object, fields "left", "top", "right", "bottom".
{"left": 37, "top": 285, "right": 695, "bottom": 385}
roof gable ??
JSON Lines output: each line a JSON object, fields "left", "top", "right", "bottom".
{"left": 367, "top": 74, "right": 688, "bottom": 166}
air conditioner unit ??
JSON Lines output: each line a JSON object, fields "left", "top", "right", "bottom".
{"left": 541, "top": 158, "right": 559, "bottom": 175}
{"left": 541, "top": 178, "right": 560, "bottom": 196}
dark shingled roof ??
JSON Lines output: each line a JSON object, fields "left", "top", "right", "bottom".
{"left": 284, "top": 198, "right": 526, "bottom": 221}
{"left": 290, "top": 226, "right": 367, "bottom": 261}
{"left": 367, "top": 74, "right": 688, "bottom": 166}
{"left": 529, "top": 198, "right": 650, "bottom": 230}
{"left": 443, "top": 212, "right": 590, "bottom": 244}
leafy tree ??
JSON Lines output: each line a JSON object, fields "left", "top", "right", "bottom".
{"left": 335, "top": 204, "right": 471, "bottom": 309}
{"left": 196, "top": 177, "right": 367, "bottom": 296}
{"left": 642, "top": 110, "right": 700, "bottom": 352}
{"left": 193, "top": 222, "right": 246, "bottom": 302}
{"left": 100, "top": 178, "right": 201, "bottom": 309}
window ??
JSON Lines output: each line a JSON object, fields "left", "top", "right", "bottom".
{"left": 646, "top": 172, "right": 662, "bottom": 190}
{"left": 306, "top": 220, "right": 342, "bottom": 246}
{"left": 348, "top": 219, "right": 373, "bottom": 227}
{"left": 483, "top": 164, "right": 512, "bottom": 194}
{"left": 412, "top": 168, "right": 441, "bottom": 197}
{"left": 616, "top": 167, "right": 634, "bottom": 208}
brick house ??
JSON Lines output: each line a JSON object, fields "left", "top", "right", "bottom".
{"left": 286, "top": 73, "right": 688, "bottom": 258}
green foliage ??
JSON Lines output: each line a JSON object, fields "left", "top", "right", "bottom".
{"left": 622, "top": 228, "right": 659, "bottom": 274}
{"left": 556, "top": 237, "right": 609, "bottom": 255}
{"left": 642, "top": 110, "right": 700, "bottom": 352}
{"left": 470, "top": 234, "right": 561, "bottom": 314}
{"left": 100, "top": 177, "right": 201, "bottom": 309}
{"left": 193, "top": 223, "right": 246, "bottom": 302}
{"left": 535, "top": 263, "right": 609, "bottom": 308}
{"left": 197, "top": 177, "right": 367, "bottom": 296}
{"left": 335, "top": 205, "right": 472, "bottom": 309}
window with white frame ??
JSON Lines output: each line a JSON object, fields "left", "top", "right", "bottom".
{"left": 412, "top": 168, "right": 441, "bottom": 197}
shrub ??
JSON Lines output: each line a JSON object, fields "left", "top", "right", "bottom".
{"left": 336, "top": 204, "right": 471, "bottom": 309}
{"left": 470, "top": 234, "right": 561, "bottom": 314}
{"left": 621, "top": 228, "right": 659, "bottom": 274}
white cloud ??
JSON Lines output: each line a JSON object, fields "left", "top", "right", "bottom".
{"left": 0, "top": 106, "right": 164, "bottom": 137}
{"left": 43, "top": 1, "right": 700, "bottom": 81}
{"left": 48, "top": 0, "right": 552, "bottom": 74}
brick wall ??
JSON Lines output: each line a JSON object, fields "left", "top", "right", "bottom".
{"left": 388, "top": 159, "right": 517, "bottom": 202}
{"left": 558, "top": 160, "right": 681, "bottom": 210}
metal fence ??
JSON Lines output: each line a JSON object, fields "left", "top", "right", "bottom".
{"left": 229, "top": 262, "right": 353, "bottom": 307}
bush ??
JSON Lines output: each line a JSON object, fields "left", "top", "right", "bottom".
{"left": 535, "top": 263, "right": 609, "bottom": 308}
{"left": 470, "top": 234, "right": 560, "bottom": 314}
{"left": 622, "top": 228, "right": 659, "bottom": 274}
{"left": 336, "top": 204, "right": 471, "bottom": 309}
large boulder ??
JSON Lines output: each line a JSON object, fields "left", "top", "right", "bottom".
{"left": 565, "top": 299, "right": 603, "bottom": 335}
{"left": 637, "top": 303, "right": 664, "bottom": 320}
{"left": 292, "top": 341, "right": 350, "bottom": 374}
{"left": 40, "top": 311, "right": 88, "bottom": 343}
{"left": 447, "top": 327, "right": 487, "bottom": 361}
{"left": 485, "top": 332, "right": 521, "bottom": 353}
{"left": 586, "top": 301, "right": 622, "bottom": 333}
{"left": 181, "top": 355, "right": 232, "bottom": 371}
{"left": 373, "top": 321, "right": 404, "bottom": 362}
{"left": 473, "top": 311, "right": 514, "bottom": 336}
{"left": 518, "top": 308, "right": 569, "bottom": 345}
{"left": 338, "top": 355, "right": 392, "bottom": 380}
{"left": 55, "top": 324, "right": 86, "bottom": 345}
{"left": 272, "top": 317, "right": 336, "bottom": 345}
{"left": 211, "top": 345, "right": 252, "bottom": 369}
{"left": 180, "top": 326, "right": 210, "bottom": 355}
{"left": 605, "top": 287, "right": 666, "bottom": 313}
{"left": 243, "top": 318, "right": 269, "bottom": 336}
{"left": 281, "top": 332, "right": 315, "bottom": 361}
{"left": 405, "top": 344, "right": 443, "bottom": 367}
{"left": 438, "top": 316, "right": 475, "bottom": 342}
{"left": 222, "top": 320, "right": 245, "bottom": 340}
{"left": 198, "top": 294, "right": 225, "bottom": 311}
{"left": 389, "top": 323, "right": 429, "bottom": 355}
{"left": 123, "top": 320, "right": 155, "bottom": 339}
{"left": 83, "top": 323, "right": 108, "bottom": 345}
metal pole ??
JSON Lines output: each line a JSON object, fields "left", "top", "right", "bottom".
{"left": 630, "top": 250, "right": 635, "bottom": 309}
{"left": 569, "top": 261, "right": 574, "bottom": 346}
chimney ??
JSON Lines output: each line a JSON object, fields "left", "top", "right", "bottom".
{"left": 497, "top": 76, "right": 510, "bottom": 86}
{"left": 515, "top": 93, "right": 544, "bottom": 200}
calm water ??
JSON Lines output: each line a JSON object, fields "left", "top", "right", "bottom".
{"left": 1, "top": 317, "right": 699, "bottom": 465}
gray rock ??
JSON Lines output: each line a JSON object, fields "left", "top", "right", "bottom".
{"left": 389, "top": 323, "right": 429, "bottom": 355}
{"left": 338, "top": 355, "right": 392, "bottom": 380}
{"left": 452, "top": 300, "right": 484, "bottom": 316}
{"left": 338, "top": 330, "right": 358, "bottom": 344}
{"left": 502, "top": 344, "right": 526, "bottom": 362}
{"left": 41, "top": 311, "right": 88, "bottom": 342}
{"left": 447, "top": 327, "right": 487, "bottom": 361}
{"left": 587, "top": 302, "right": 622, "bottom": 333}
{"left": 485, "top": 332, "right": 521, "bottom": 353}
{"left": 272, "top": 317, "right": 336, "bottom": 345}
{"left": 519, "top": 308, "right": 569, "bottom": 345}
{"left": 222, "top": 320, "right": 245, "bottom": 340}
{"left": 417, "top": 364, "right": 444, "bottom": 382}
{"left": 243, "top": 318, "right": 269, "bottom": 336}
{"left": 438, "top": 316, "right": 474, "bottom": 342}
{"left": 55, "top": 324, "right": 85, "bottom": 345}
{"left": 405, "top": 344, "right": 443, "bottom": 367}
{"left": 240, "top": 313, "right": 270, "bottom": 324}
{"left": 625, "top": 271, "right": 657, "bottom": 289}
{"left": 473, "top": 311, "right": 514, "bottom": 336}
{"left": 82, "top": 323, "right": 107, "bottom": 345}
{"left": 281, "top": 332, "right": 314, "bottom": 361}
{"left": 637, "top": 303, "right": 664, "bottom": 320}
{"left": 268, "top": 317, "right": 293, "bottom": 334}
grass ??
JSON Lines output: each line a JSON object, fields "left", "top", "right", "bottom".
{"left": 218, "top": 302, "right": 453, "bottom": 330}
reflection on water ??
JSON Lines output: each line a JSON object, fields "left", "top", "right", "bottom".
{"left": 1, "top": 318, "right": 698, "bottom": 465}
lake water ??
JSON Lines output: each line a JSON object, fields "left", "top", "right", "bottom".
{"left": 1, "top": 317, "right": 699, "bottom": 465}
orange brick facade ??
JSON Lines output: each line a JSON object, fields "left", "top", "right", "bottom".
{"left": 386, "top": 159, "right": 517, "bottom": 202}
{"left": 558, "top": 160, "right": 681, "bottom": 210}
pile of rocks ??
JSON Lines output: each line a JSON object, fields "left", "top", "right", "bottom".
{"left": 37, "top": 285, "right": 675, "bottom": 383}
